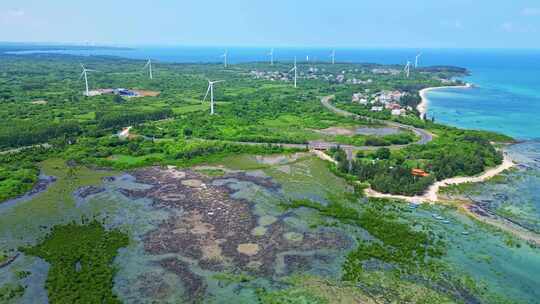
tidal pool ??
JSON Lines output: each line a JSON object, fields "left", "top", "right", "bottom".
{"left": 1, "top": 155, "right": 539, "bottom": 303}
{"left": 356, "top": 127, "right": 402, "bottom": 136}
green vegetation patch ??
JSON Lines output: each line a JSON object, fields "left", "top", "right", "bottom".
{"left": 21, "top": 221, "right": 129, "bottom": 304}
{"left": 0, "top": 283, "right": 26, "bottom": 303}
{"left": 0, "top": 147, "right": 51, "bottom": 203}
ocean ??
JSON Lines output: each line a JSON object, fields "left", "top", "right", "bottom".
{"left": 6, "top": 46, "right": 540, "bottom": 302}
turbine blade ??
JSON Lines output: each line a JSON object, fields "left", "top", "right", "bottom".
{"left": 79, "top": 71, "right": 85, "bottom": 80}
{"left": 202, "top": 85, "right": 211, "bottom": 103}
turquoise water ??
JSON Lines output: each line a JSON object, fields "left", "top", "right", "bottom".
{"left": 424, "top": 51, "right": 540, "bottom": 303}
{"left": 426, "top": 51, "right": 540, "bottom": 140}
{"left": 425, "top": 51, "right": 540, "bottom": 225}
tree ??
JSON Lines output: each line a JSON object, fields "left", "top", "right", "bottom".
{"left": 375, "top": 147, "right": 391, "bottom": 160}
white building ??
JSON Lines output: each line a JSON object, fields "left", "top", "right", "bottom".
{"left": 391, "top": 109, "right": 407, "bottom": 116}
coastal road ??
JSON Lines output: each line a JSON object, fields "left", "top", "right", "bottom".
{"left": 320, "top": 95, "right": 434, "bottom": 146}
{"left": 220, "top": 95, "right": 435, "bottom": 160}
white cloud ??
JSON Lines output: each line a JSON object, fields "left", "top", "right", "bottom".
{"left": 500, "top": 21, "right": 537, "bottom": 33}
{"left": 522, "top": 7, "right": 540, "bottom": 16}
{"left": 501, "top": 22, "right": 514, "bottom": 32}
{"left": 440, "top": 19, "right": 464, "bottom": 30}
{"left": 7, "top": 9, "right": 25, "bottom": 17}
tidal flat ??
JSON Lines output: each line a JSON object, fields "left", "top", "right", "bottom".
{"left": 1, "top": 154, "right": 539, "bottom": 303}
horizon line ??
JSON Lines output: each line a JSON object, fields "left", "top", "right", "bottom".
{"left": 1, "top": 41, "right": 540, "bottom": 51}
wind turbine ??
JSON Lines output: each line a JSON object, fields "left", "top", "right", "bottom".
{"left": 330, "top": 49, "right": 336, "bottom": 65}
{"left": 268, "top": 48, "right": 274, "bottom": 65}
{"left": 79, "top": 64, "right": 96, "bottom": 96}
{"left": 203, "top": 80, "right": 225, "bottom": 115}
{"left": 143, "top": 59, "right": 153, "bottom": 79}
{"left": 289, "top": 57, "right": 298, "bottom": 88}
{"left": 404, "top": 61, "right": 411, "bottom": 78}
{"left": 221, "top": 50, "right": 228, "bottom": 68}
{"left": 415, "top": 53, "right": 422, "bottom": 68}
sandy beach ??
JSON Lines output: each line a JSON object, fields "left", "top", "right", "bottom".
{"left": 365, "top": 152, "right": 515, "bottom": 203}
{"left": 418, "top": 84, "right": 472, "bottom": 120}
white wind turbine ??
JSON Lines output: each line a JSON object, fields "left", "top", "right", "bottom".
{"left": 221, "top": 50, "right": 228, "bottom": 68}
{"left": 330, "top": 49, "right": 336, "bottom": 65}
{"left": 79, "top": 64, "right": 96, "bottom": 96}
{"left": 289, "top": 57, "right": 298, "bottom": 88}
{"left": 415, "top": 53, "right": 422, "bottom": 68}
{"left": 404, "top": 61, "right": 411, "bottom": 78}
{"left": 268, "top": 48, "right": 274, "bottom": 65}
{"left": 203, "top": 80, "right": 225, "bottom": 115}
{"left": 143, "top": 59, "right": 153, "bottom": 79}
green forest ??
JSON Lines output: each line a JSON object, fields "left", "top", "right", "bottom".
{"left": 0, "top": 49, "right": 519, "bottom": 304}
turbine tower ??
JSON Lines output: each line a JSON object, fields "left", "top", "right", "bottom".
{"left": 143, "top": 59, "right": 153, "bottom": 79}
{"left": 203, "top": 80, "right": 225, "bottom": 115}
{"left": 289, "top": 57, "right": 298, "bottom": 88}
{"left": 79, "top": 64, "right": 96, "bottom": 96}
{"left": 268, "top": 48, "right": 274, "bottom": 65}
{"left": 330, "top": 49, "right": 336, "bottom": 65}
{"left": 404, "top": 61, "right": 411, "bottom": 78}
{"left": 415, "top": 53, "right": 422, "bottom": 69}
{"left": 221, "top": 50, "right": 228, "bottom": 68}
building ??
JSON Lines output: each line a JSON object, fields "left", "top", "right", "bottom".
{"left": 391, "top": 109, "right": 407, "bottom": 116}
{"left": 371, "top": 106, "right": 384, "bottom": 112}
{"left": 114, "top": 88, "right": 140, "bottom": 97}
{"left": 412, "top": 169, "right": 430, "bottom": 177}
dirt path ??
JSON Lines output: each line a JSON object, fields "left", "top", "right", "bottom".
{"left": 365, "top": 152, "right": 515, "bottom": 203}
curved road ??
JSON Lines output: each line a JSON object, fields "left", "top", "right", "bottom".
{"left": 227, "top": 95, "right": 435, "bottom": 160}
{"left": 320, "top": 95, "right": 433, "bottom": 146}
{"left": 1, "top": 96, "right": 433, "bottom": 158}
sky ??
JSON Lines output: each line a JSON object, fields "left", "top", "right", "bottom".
{"left": 0, "top": 0, "right": 539, "bottom": 48}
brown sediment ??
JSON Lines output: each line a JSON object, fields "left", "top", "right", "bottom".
{"left": 133, "top": 90, "right": 161, "bottom": 97}
{"left": 74, "top": 185, "right": 105, "bottom": 199}
{"left": 237, "top": 243, "right": 260, "bottom": 256}
{"left": 122, "top": 166, "right": 353, "bottom": 286}
{"left": 133, "top": 272, "right": 173, "bottom": 300}
{"left": 158, "top": 258, "right": 207, "bottom": 302}
{"left": 282, "top": 254, "right": 334, "bottom": 276}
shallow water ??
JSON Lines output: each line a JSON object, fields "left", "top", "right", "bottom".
{"left": 356, "top": 127, "right": 401, "bottom": 136}
{"left": 1, "top": 156, "right": 539, "bottom": 302}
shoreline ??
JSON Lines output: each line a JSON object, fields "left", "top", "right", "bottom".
{"left": 364, "top": 152, "right": 515, "bottom": 203}
{"left": 418, "top": 84, "right": 473, "bottom": 120}
{"left": 461, "top": 202, "right": 540, "bottom": 246}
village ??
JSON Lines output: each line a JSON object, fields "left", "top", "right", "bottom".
{"left": 352, "top": 89, "right": 412, "bottom": 116}
{"left": 250, "top": 66, "right": 382, "bottom": 85}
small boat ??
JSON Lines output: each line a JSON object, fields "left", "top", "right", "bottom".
{"left": 443, "top": 220, "right": 451, "bottom": 224}
{"left": 462, "top": 231, "right": 470, "bottom": 236}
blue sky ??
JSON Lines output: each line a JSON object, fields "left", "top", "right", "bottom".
{"left": 1, "top": 0, "right": 539, "bottom": 48}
